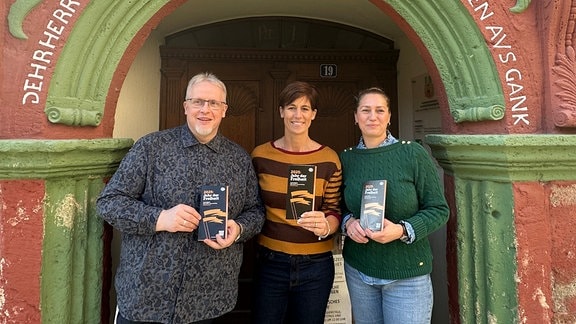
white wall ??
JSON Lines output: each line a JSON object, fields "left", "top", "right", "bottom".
{"left": 396, "top": 36, "right": 428, "bottom": 140}
{"left": 113, "top": 31, "right": 163, "bottom": 140}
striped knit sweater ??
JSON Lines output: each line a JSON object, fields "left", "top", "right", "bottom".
{"left": 251, "top": 141, "right": 342, "bottom": 255}
{"left": 340, "top": 141, "right": 449, "bottom": 280}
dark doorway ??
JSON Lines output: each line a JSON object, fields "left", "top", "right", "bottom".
{"left": 159, "top": 17, "right": 399, "bottom": 323}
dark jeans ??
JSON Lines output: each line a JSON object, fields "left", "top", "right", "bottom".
{"left": 116, "top": 311, "right": 213, "bottom": 324}
{"left": 252, "top": 246, "right": 335, "bottom": 324}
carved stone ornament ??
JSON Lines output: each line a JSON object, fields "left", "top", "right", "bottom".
{"left": 552, "top": 46, "right": 576, "bottom": 127}
{"left": 7, "top": 0, "right": 42, "bottom": 39}
{"left": 453, "top": 105, "right": 506, "bottom": 123}
{"left": 552, "top": 1, "right": 576, "bottom": 127}
{"left": 510, "top": 0, "right": 532, "bottom": 13}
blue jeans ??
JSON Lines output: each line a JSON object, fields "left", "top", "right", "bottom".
{"left": 344, "top": 262, "right": 433, "bottom": 324}
{"left": 252, "top": 246, "right": 335, "bottom": 324}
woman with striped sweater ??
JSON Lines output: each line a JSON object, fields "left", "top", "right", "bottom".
{"left": 251, "top": 81, "right": 342, "bottom": 324}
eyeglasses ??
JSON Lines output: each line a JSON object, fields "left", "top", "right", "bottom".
{"left": 185, "top": 98, "right": 227, "bottom": 110}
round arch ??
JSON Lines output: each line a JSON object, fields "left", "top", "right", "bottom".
{"left": 44, "top": 0, "right": 505, "bottom": 128}
{"left": 35, "top": 1, "right": 512, "bottom": 322}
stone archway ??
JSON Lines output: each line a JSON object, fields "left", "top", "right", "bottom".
{"left": 39, "top": 1, "right": 508, "bottom": 323}
{"left": 6, "top": 0, "right": 576, "bottom": 323}
{"left": 44, "top": 1, "right": 504, "bottom": 130}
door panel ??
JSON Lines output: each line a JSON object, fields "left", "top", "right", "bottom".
{"left": 220, "top": 80, "right": 261, "bottom": 150}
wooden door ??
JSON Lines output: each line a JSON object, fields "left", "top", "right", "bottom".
{"left": 160, "top": 47, "right": 398, "bottom": 323}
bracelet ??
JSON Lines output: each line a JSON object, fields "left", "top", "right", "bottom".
{"left": 318, "top": 218, "right": 331, "bottom": 240}
{"left": 399, "top": 221, "right": 410, "bottom": 243}
{"left": 235, "top": 223, "right": 244, "bottom": 242}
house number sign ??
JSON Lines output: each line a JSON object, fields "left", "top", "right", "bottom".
{"left": 320, "top": 64, "right": 337, "bottom": 78}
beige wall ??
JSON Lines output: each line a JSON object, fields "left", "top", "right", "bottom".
{"left": 113, "top": 31, "right": 164, "bottom": 140}
{"left": 396, "top": 36, "right": 428, "bottom": 139}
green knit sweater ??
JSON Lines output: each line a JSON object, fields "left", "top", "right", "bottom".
{"left": 340, "top": 140, "right": 449, "bottom": 280}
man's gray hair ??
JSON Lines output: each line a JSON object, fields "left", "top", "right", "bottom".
{"left": 186, "top": 72, "right": 227, "bottom": 98}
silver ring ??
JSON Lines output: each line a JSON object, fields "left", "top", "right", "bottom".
{"left": 183, "top": 220, "right": 187, "bottom": 226}
{"left": 315, "top": 222, "right": 317, "bottom": 228}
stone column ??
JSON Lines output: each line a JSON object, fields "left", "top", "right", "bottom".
{"left": 427, "top": 134, "right": 576, "bottom": 323}
{"left": 0, "top": 139, "right": 132, "bottom": 323}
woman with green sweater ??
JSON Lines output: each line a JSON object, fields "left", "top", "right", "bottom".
{"left": 340, "top": 87, "right": 449, "bottom": 324}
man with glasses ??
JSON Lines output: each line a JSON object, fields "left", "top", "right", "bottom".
{"left": 97, "top": 72, "right": 265, "bottom": 324}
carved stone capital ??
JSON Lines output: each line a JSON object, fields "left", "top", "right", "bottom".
{"left": 452, "top": 105, "right": 505, "bottom": 123}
